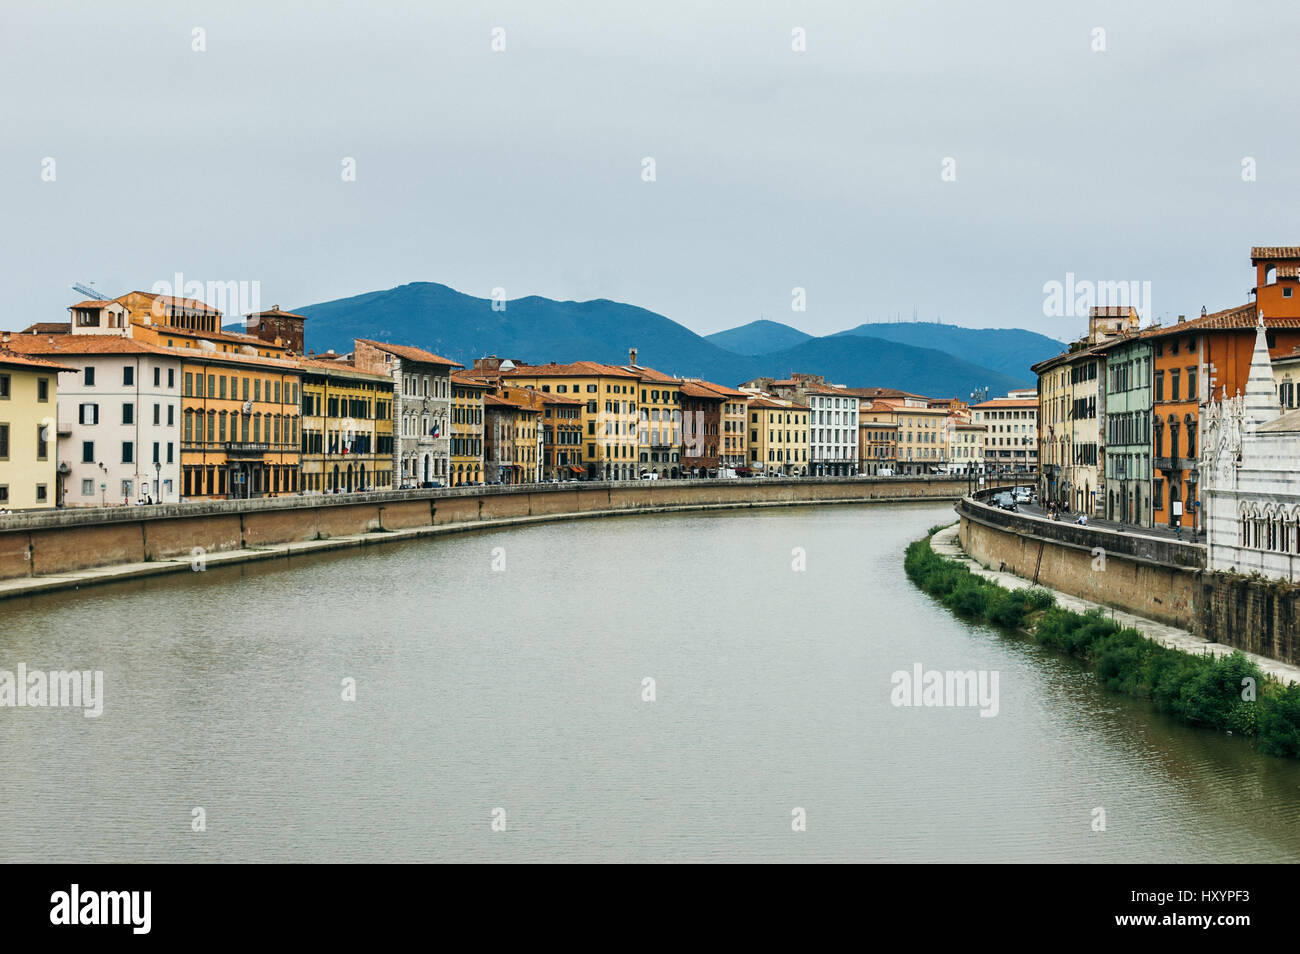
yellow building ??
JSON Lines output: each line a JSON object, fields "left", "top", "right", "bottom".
{"left": 0, "top": 352, "right": 73, "bottom": 510}
{"left": 857, "top": 400, "right": 901, "bottom": 474}
{"left": 179, "top": 351, "right": 302, "bottom": 498}
{"left": 483, "top": 391, "right": 542, "bottom": 484}
{"left": 298, "top": 359, "right": 395, "bottom": 493}
{"left": 746, "top": 396, "right": 809, "bottom": 476}
{"left": 502, "top": 361, "right": 641, "bottom": 480}
{"left": 871, "top": 397, "right": 949, "bottom": 475}
{"left": 623, "top": 351, "right": 681, "bottom": 477}
{"left": 450, "top": 372, "right": 488, "bottom": 486}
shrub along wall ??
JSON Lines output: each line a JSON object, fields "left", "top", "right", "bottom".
{"left": 905, "top": 529, "right": 1300, "bottom": 760}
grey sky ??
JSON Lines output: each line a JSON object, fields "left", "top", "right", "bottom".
{"left": 3, "top": 0, "right": 1297, "bottom": 343}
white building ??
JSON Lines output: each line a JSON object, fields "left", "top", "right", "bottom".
{"left": 1202, "top": 318, "right": 1300, "bottom": 579}
{"left": 3, "top": 329, "right": 183, "bottom": 505}
{"left": 352, "top": 338, "right": 462, "bottom": 488}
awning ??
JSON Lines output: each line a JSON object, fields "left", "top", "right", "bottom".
{"left": 568, "top": 465, "right": 585, "bottom": 474}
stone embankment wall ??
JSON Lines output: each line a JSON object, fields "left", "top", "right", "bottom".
{"left": 957, "top": 495, "right": 1202, "bottom": 631}
{"left": 0, "top": 477, "right": 964, "bottom": 581}
{"left": 958, "top": 493, "right": 1300, "bottom": 666}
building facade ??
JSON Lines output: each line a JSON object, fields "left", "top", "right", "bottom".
{"left": 1201, "top": 320, "right": 1300, "bottom": 577}
{"left": 746, "top": 396, "right": 809, "bottom": 476}
{"left": 624, "top": 352, "right": 681, "bottom": 478}
{"left": 502, "top": 362, "right": 641, "bottom": 480}
{"left": 1101, "top": 334, "right": 1153, "bottom": 526}
{"left": 298, "top": 360, "right": 395, "bottom": 493}
{"left": 449, "top": 373, "right": 487, "bottom": 486}
{"left": 0, "top": 351, "right": 72, "bottom": 510}
{"left": 971, "top": 396, "right": 1038, "bottom": 477}
{"left": 353, "top": 339, "right": 461, "bottom": 488}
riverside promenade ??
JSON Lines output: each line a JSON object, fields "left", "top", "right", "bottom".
{"left": 931, "top": 523, "right": 1300, "bottom": 685}
{"left": 0, "top": 476, "right": 966, "bottom": 601}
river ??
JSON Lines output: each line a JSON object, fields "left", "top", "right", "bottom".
{"left": 2, "top": 501, "right": 1297, "bottom": 862}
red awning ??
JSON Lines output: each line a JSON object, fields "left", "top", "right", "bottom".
{"left": 568, "top": 465, "right": 585, "bottom": 474}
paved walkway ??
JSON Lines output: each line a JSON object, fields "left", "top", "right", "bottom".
{"left": 1017, "top": 501, "right": 1203, "bottom": 546}
{"left": 931, "top": 523, "right": 1300, "bottom": 686}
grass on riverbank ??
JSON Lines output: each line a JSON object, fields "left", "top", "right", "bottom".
{"left": 905, "top": 530, "right": 1300, "bottom": 759}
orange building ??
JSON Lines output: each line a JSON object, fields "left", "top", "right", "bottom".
{"left": 1148, "top": 246, "right": 1300, "bottom": 529}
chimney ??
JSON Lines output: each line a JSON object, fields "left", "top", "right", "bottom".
{"left": 629, "top": 347, "right": 637, "bottom": 366}
{"left": 1178, "top": 314, "right": 1185, "bottom": 323}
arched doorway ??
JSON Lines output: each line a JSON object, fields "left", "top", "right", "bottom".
{"left": 332, "top": 464, "right": 339, "bottom": 491}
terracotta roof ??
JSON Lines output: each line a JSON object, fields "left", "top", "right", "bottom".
{"left": 679, "top": 381, "right": 727, "bottom": 400}
{"left": 2, "top": 333, "right": 163, "bottom": 356}
{"left": 1278, "top": 264, "right": 1300, "bottom": 279}
{"left": 1252, "top": 247, "right": 1300, "bottom": 262}
{"left": 70, "top": 299, "right": 118, "bottom": 309}
{"left": 294, "top": 357, "right": 392, "bottom": 381}
{"left": 145, "top": 324, "right": 283, "bottom": 349}
{"left": 354, "top": 338, "right": 463, "bottom": 368}
{"left": 0, "top": 349, "right": 77, "bottom": 372}
{"left": 3, "top": 333, "right": 304, "bottom": 373}
{"left": 502, "top": 360, "right": 637, "bottom": 379}
{"left": 450, "top": 371, "right": 492, "bottom": 389}
{"left": 972, "top": 398, "right": 1037, "bottom": 409}
{"left": 483, "top": 394, "right": 541, "bottom": 412}
{"left": 622, "top": 364, "right": 678, "bottom": 384}
{"left": 839, "top": 386, "right": 930, "bottom": 400}
{"left": 749, "top": 396, "right": 808, "bottom": 410}
{"left": 20, "top": 322, "right": 71, "bottom": 334}
{"left": 247, "top": 306, "right": 307, "bottom": 320}
{"left": 119, "top": 292, "right": 223, "bottom": 314}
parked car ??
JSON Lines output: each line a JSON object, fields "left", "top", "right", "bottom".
{"left": 994, "top": 492, "right": 1018, "bottom": 512}
{"left": 1013, "top": 487, "right": 1032, "bottom": 504}
{"left": 640, "top": 472, "right": 660, "bottom": 480}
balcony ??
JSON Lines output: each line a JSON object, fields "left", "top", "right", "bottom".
{"left": 1153, "top": 457, "right": 1192, "bottom": 472}
{"left": 224, "top": 442, "right": 272, "bottom": 457}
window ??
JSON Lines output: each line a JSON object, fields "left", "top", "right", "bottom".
{"left": 0, "top": 423, "right": 7, "bottom": 459}
{"left": 123, "top": 366, "right": 134, "bottom": 386}
{"left": 82, "top": 441, "right": 94, "bottom": 463}
{"left": 122, "top": 403, "right": 134, "bottom": 425}
{"left": 168, "top": 369, "right": 175, "bottom": 388}
{"left": 184, "top": 372, "right": 193, "bottom": 396}
{"left": 79, "top": 403, "right": 98, "bottom": 425}
{"left": 82, "top": 479, "right": 94, "bottom": 496}
{"left": 36, "top": 424, "right": 47, "bottom": 460}
{"left": 37, "top": 378, "right": 49, "bottom": 402}
{"left": 154, "top": 367, "right": 161, "bottom": 387}
{"left": 121, "top": 480, "right": 133, "bottom": 499}
{"left": 122, "top": 441, "right": 134, "bottom": 464}
{"left": 84, "top": 366, "right": 95, "bottom": 386}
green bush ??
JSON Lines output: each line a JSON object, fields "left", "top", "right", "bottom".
{"left": 906, "top": 531, "right": 1300, "bottom": 760}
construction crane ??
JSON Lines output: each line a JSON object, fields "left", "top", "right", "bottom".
{"left": 70, "top": 282, "right": 110, "bottom": 301}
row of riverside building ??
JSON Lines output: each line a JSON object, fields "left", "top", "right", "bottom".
{"left": 0, "top": 290, "right": 1036, "bottom": 510}
{"left": 1031, "top": 244, "right": 1300, "bottom": 581}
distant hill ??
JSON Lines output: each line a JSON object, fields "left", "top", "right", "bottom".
{"left": 280, "top": 281, "right": 1030, "bottom": 397}
{"left": 833, "top": 322, "right": 1064, "bottom": 385}
{"left": 755, "top": 335, "right": 1024, "bottom": 399}
{"left": 706, "top": 319, "right": 812, "bottom": 355}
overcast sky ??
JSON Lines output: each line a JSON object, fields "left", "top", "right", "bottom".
{"left": 4, "top": 0, "right": 1298, "bottom": 342}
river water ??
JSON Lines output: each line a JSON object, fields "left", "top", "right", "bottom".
{"left": 2, "top": 502, "right": 1298, "bottom": 862}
